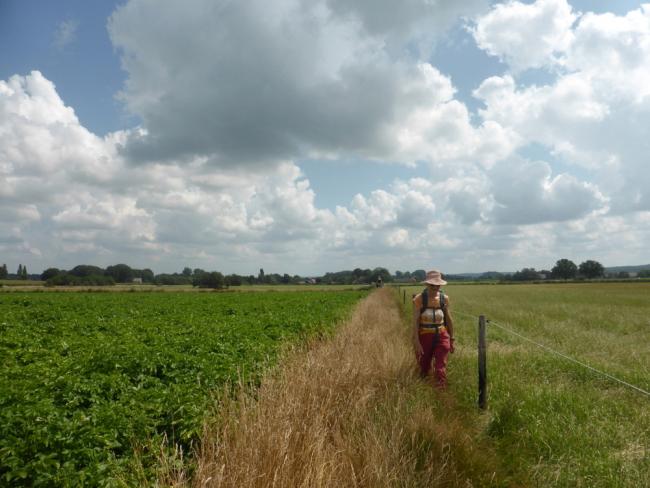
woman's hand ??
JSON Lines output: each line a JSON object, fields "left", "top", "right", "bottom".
{"left": 449, "top": 338, "right": 455, "bottom": 354}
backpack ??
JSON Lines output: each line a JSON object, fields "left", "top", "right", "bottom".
{"left": 419, "top": 288, "right": 446, "bottom": 325}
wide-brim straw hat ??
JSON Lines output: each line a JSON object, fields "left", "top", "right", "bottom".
{"left": 422, "top": 269, "right": 447, "bottom": 285}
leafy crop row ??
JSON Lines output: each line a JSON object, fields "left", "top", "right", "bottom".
{"left": 0, "top": 290, "right": 366, "bottom": 486}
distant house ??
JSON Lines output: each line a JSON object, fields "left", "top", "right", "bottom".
{"left": 132, "top": 277, "right": 143, "bottom": 284}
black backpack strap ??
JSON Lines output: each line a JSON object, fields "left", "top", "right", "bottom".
{"left": 420, "top": 288, "right": 428, "bottom": 315}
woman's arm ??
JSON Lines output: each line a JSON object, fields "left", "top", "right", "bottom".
{"left": 444, "top": 296, "right": 455, "bottom": 353}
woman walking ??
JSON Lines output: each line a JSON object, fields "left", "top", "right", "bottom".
{"left": 412, "top": 270, "right": 455, "bottom": 388}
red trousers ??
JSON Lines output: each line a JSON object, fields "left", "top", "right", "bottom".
{"left": 418, "top": 331, "right": 451, "bottom": 388}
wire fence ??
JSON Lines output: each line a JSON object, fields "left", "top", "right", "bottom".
{"left": 453, "top": 309, "right": 650, "bottom": 398}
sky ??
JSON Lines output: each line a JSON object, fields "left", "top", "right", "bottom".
{"left": 2, "top": 0, "right": 650, "bottom": 276}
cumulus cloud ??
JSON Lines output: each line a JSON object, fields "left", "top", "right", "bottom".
{"left": 472, "top": 1, "right": 650, "bottom": 214}
{"left": 0, "top": 69, "right": 617, "bottom": 273}
{"left": 567, "top": 5, "right": 650, "bottom": 101}
{"left": 488, "top": 157, "right": 607, "bottom": 224}
{"left": 472, "top": 0, "right": 577, "bottom": 72}
{"left": 108, "top": 0, "right": 498, "bottom": 167}
{"left": 0, "top": 71, "right": 340, "bottom": 270}
{"left": 326, "top": 0, "right": 489, "bottom": 55}
{"left": 0, "top": 68, "right": 489, "bottom": 272}
{"left": 6, "top": 1, "right": 650, "bottom": 274}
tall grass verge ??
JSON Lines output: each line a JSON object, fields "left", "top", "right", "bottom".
{"left": 171, "top": 288, "right": 518, "bottom": 487}
{"left": 400, "top": 283, "right": 650, "bottom": 487}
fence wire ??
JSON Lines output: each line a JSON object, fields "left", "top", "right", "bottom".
{"left": 453, "top": 310, "right": 650, "bottom": 398}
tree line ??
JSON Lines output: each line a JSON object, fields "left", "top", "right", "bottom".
{"left": 0, "top": 262, "right": 406, "bottom": 288}
{"left": 0, "top": 264, "right": 35, "bottom": 280}
{"left": 36, "top": 264, "right": 236, "bottom": 288}
{"left": 481, "top": 258, "right": 650, "bottom": 282}
{"left": 2, "top": 259, "right": 648, "bottom": 288}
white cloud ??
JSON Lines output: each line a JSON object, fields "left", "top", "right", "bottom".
{"left": 0, "top": 70, "right": 621, "bottom": 273}
{"left": 54, "top": 19, "right": 79, "bottom": 50}
{"left": 472, "top": 0, "right": 577, "bottom": 72}
{"left": 488, "top": 157, "right": 607, "bottom": 224}
{"left": 473, "top": 74, "right": 609, "bottom": 151}
{"left": 327, "top": 0, "right": 488, "bottom": 40}
{"left": 567, "top": 5, "right": 650, "bottom": 101}
{"left": 107, "top": 0, "right": 499, "bottom": 167}
{"left": 5, "top": 2, "right": 650, "bottom": 275}
{"left": 472, "top": 3, "right": 650, "bottom": 215}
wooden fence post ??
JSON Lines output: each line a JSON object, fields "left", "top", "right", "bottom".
{"left": 478, "top": 315, "right": 487, "bottom": 410}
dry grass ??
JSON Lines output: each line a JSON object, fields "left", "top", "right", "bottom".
{"left": 164, "top": 288, "right": 515, "bottom": 488}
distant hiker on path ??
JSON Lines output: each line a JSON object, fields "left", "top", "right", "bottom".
{"left": 412, "top": 270, "right": 455, "bottom": 388}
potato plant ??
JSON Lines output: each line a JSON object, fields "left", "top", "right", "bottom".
{"left": 0, "top": 290, "right": 366, "bottom": 486}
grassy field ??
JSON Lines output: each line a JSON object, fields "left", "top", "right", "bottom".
{"left": 399, "top": 282, "right": 650, "bottom": 487}
{"left": 0, "top": 290, "right": 366, "bottom": 486}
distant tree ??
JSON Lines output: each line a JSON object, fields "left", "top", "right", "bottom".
{"left": 17, "top": 264, "right": 22, "bottom": 277}
{"left": 156, "top": 273, "right": 192, "bottom": 285}
{"left": 248, "top": 275, "right": 256, "bottom": 284}
{"left": 46, "top": 273, "right": 115, "bottom": 287}
{"left": 616, "top": 271, "right": 630, "bottom": 279}
{"left": 551, "top": 259, "right": 578, "bottom": 280}
{"left": 323, "top": 269, "right": 361, "bottom": 284}
{"left": 182, "top": 267, "right": 192, "bottom": 277}
{"left": 69, "top": 265, "right": 105, "bottom": 277}
{"left": 511, "top": 268, "right": 540, "bottom": 281}
{"left": 193, "top": 268, "right": 205, "bottom": 277}
{"left": 140, "top": 268, "right": 155, "bottom": 283}
{"left": 370, "top": 267, "right": 392, "bottom": 284}
{"left": 578, "top": 260, "right": 605, "bottom": 279}
{"left": 281, "top": 273, "right": 291, "bottom": 284}
{"left": 225, "top": 274, "right": 242, "bottom": 286}
{"left": 21, "top": 265, "right": 27, "bottom": 280}
{"left": 638, "top": 270, "right": 650, "bottom": 278}
{"left": 41, "top": 268, "right": 61, "bottom": 281}
{"left": 412, "top": 269, "right": 426, "bottom": 282}
{"left": 0, "top": 264, "right": 7, "bottom": 279}
{"left": 105, "top": 264, "right": 134, "bottom": 283}
{"left": 258, "top": 268, "right": 265, "bottom": 283}
{"left": 195, "top": 271, "right": 225, "bottom": 289}
{"left": 266, "top": 273, "right": 280, "bottom": 285}
{"left": 479, "top": 271, "right": 504, "bottom": 280}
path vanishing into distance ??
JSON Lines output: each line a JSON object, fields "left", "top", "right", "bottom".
{"left": 166, "top": 288, "right": 519, "bottom": 488}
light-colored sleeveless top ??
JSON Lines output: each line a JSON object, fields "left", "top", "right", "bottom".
{"left": 418, "top": 292, "right": 445, "bottom": 326}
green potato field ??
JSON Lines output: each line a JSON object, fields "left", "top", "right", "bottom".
{"left": 0, "top": 290, "right": 366, "bottom": 486}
